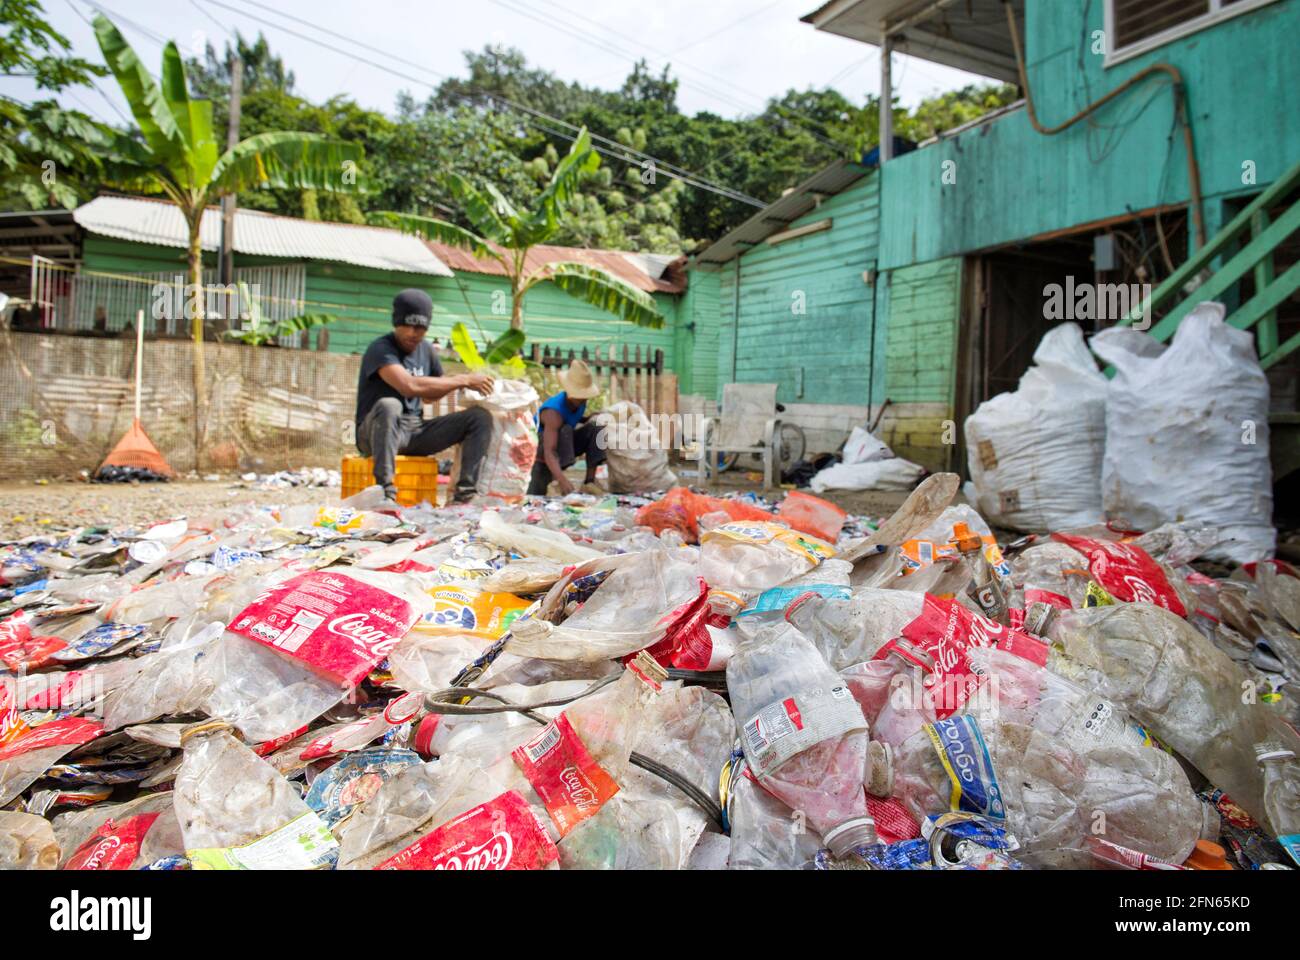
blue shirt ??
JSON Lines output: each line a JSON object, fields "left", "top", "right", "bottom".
{"left": 536, "top": 392, "right": 586, "bottom": 435}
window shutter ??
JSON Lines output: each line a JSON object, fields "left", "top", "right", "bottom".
{"left": 1113, "top": 0, "right": 1210, "bottom": 49}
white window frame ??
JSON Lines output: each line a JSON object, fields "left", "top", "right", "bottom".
{"left": 1104, "top": 0, "right": 1281, "bottom": 67}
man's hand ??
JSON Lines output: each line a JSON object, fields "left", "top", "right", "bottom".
{"left": 459, "top": 372, "right": 495, "bottom": 396}
{"left": 555, "top": 474, "right": 576, "bottom": 496}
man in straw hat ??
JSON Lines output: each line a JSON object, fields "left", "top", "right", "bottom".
{"left": 355, "top": 289, "right": 495, "bottom": 503}
{"left": 528, "top": 358, "right": 605, "bottom": 496}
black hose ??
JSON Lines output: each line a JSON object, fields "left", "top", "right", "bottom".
{"left": 422, "top": 683, "right": 727, "bottom": 829}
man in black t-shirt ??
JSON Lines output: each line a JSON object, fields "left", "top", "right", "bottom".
{"left": 354, "top": 289, "right": 494, "bottom": 503}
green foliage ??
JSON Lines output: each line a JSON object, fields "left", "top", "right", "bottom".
{"left": 222, "top": 281, "right": 338, "bottom": 345}
{"left": 449, "top": 322, "right": 526, "bottom": 378}
{"left": 0, "top": 0, "right": 118, "bottom": 210}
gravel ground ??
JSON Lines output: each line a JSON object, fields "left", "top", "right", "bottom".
{"left": 0, "top": 469, "right": 920, "bottom": 542}
{"left": 0, "top": 479, "right": 340, "bottom": 541}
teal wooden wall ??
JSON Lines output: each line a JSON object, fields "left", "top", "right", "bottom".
{"left": 715, "top": 170, "right": 882, "bottom": 406}
{"left": 676, "top": 266, "right": 720, "bottom": 397}
{"left": 878, "top": 0, "right": 1300, "bottom": 269}
{"left": 81, "top": 236, "right": 685, "bottom": 368}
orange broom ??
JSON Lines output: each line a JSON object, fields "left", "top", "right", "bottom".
{"left": 97, "top": 310, "right": 175, "bottom": 479}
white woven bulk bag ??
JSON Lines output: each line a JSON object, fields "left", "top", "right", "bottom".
{"left": 964, "top": 323, "right": 1107, "bottom": 532}
{"left": 1091, "top": 302, "right": 1273, "bottom": 563}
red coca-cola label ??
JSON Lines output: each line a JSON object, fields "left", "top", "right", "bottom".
{"left": 228, "top": 572, "right": 418, "bottom": 686}
{"left": 0, "top": 612, "right": 67, "bottom": 670}
{"left": 20, "top": 671, "right": 85, "bottom": 710}
{"left": 0, "top": 682, "right": 26, "bottom": 747}
{"left": 298, "top": 691, "right": 422, "bottom": 760}
{"left": 635, "top": 578, "right": 722, "bottom": 671}
{"left": 64, "top": 812, "right": 162, "bottom": 870}
{"left": 251, "top": 725, "right": 310, "bottom": 757}
{"left": 879, "top": 596, "right": 1048, "bottom": 719}
{"left": 1051, "top": 534, "right": 1186, "bottom": 616}
{"left": 377, "top": 790, "right": 558, "bottom": 870}
{"left": 1024, "top": 588, "right": 1071, "bottom": 609}
{"left": 0, "top": 716, "right": 102, "bottom": 762}
{"left": 512, "top": 714, "right": 619, "bottom": 837}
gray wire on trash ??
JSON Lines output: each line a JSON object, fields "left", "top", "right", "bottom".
{"left": 422, "top": 683, "right": 727, "bottom": 830}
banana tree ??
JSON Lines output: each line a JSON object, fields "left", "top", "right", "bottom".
{"left": 373, "top": 128, "right": 663, "bottom": 333}
{"left": 91, "top": 14, "right": 362, "bottom": 467}
{"left": 221, "top": 281, "right": 339, "bottom": 347}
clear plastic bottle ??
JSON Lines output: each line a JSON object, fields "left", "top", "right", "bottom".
{"left": 174, "top": 720, "right": 338, "bottom": 869}
{"left": 1256, "top": 743, "right": 1300, "bottom": 865}
{"left": 726, "top": 621, "right": 876, "bottom": 858}
{"left": 700, "top": 522, "right": 832, "bottom": 617}
{"left": 951, "top": 521, "right": 1008, "bottom": 625}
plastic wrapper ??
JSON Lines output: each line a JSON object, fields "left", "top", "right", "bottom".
{"left": 700, "top": 521, "right": 834, "bottom": 616}
{"left": 0, "top": 811, "right": 60, "bottom": 869}
{"left": 174, "top": 721, "right": 338, "bottom": 869}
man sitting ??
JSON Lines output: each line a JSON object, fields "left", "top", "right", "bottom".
{"left": 527, "top": 358, "right": 605, "bottom": 496}
{"left": 355, "top": 289, "right": 494, "bottom": 503}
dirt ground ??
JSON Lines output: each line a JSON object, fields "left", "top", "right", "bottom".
{"left": 0, "top": 469, "right": 919, "bottom": 542}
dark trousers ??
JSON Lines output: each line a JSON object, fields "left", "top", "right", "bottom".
{"left": 527, "top": 422, "right": 606, "bottom": 495}
{"left": 357, "top": 397, "right": 493, "bottom": 500}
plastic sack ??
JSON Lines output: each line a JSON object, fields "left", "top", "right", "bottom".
{"left": 776, "top": 491, "right": 847, "bottom": 543}
{"left": 843, "top": 426, "right": 893, "bottom": 465}
{"left": 965, "top": 323, "right": 1107, "bottom": 532}
{"left": 461, "top": 379, "right": 539, "bottom": 500}
{"left": 634, "top": 487, "right": 774, "bottom": 543}
{"left": 1091, "top": 302, "right": 1274, "bottom": 563}
{"left": 810, "top": 457, "right": 925, "bottom": 493}
{"left": 594, "top": 401, "right": 678, "bottom": 493}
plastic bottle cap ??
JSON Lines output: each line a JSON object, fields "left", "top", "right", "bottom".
{"left": 783, "top": 591, "right": 821, "bottom": 623}
{"left": 823, "top": 817, "right": 878, "bottom": 859}
{"left": 1183, "top": 839, "right": 1233, "bottom": 870}
{"left": 950, "top": 522, "right": 981, "bottom": 554}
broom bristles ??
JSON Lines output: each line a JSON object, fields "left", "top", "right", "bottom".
{"left": 99, "top": 418, "right": 175, "bottom": 477}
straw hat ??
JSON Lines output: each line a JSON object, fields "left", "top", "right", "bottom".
{"left": 558, "top": 358, "right": 600, "bottom": 400}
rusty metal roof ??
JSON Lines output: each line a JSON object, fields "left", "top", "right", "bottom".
{"left": 425, "top": 241, "right": 687, "bottom": 294}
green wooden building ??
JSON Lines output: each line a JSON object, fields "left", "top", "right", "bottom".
{"left": 1, "top": 194, "right": 720, "bottom": 400}
{"left": 698, "top": 0, "right": 1300, "bottom": 478}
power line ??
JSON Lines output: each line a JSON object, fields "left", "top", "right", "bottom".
{"left": 205, "top": 0, "right": 764, "bottom": 206}
{"left": 497, "top": 0, "right": 845, "bottom": 154}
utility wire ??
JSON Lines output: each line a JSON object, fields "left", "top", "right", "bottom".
{"left": 203, "top": 0, "right": 764, "bottom": 206}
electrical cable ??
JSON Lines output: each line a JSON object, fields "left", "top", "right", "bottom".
{"left": 423, "top": 681, "right": 726, "bottom": 829}
{"left": 205, "top": 0, "right": 765, "bottom": 206}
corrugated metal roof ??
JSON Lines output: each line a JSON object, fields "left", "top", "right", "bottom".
{"left": 425, "top": 241, "right": 686, "bottom": 294}
{"left": 694, "top": 160, "right": 869, "bottom": 268}
{"left": 73, "top": 195, "right": 453, "bottom": 277}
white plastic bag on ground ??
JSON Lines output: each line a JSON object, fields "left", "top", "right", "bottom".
{"left": 462, "top": 379, "right": 539, "bottom": 500}
{"left": 810, "top": 458, "right": 925, "bottom": 493}
{"left": 843, "top": 427, "right": 893, "bottom": 465}
{"left": 1091, "top": 302, "right": 1274, "bottom": 563}
{"left": 965, "top": 323, "right": 1107, "bottom": 532}
{"left": 594, "top": 401, "right": 677, "bottom": 493}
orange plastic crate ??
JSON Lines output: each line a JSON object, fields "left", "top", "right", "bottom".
{"left": 342, "top": 455, "right": 441, "bottom": 506}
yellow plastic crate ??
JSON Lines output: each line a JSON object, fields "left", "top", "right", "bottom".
{"left": 342, "top": 455, "right": 441, "bottom": 506}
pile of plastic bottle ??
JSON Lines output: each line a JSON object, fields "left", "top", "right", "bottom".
{"left": 1, "top": 478, "right": 1297, "bottom": 871}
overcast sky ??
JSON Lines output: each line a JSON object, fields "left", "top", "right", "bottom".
{"left": 10, "top": 0, "right": 991, "bottom": 126}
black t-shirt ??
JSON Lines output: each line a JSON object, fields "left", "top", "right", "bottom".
{"left": 355, "top": 332, "right": 442, "bottom": 424}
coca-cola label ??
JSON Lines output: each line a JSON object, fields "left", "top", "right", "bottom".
{"left": 511, "top": 714, "right": 619, "bottom": 837}
{"left": 884, "top": 596, "right": 1048, "bottom": 719}
{"left": 0, "top": 717, "right": 103, "bottom": 763}
{"left": 377, "top": 790, "right": 558, "bottom": 871}
{"left": 1051, "top": 534, "right": 1186, "bottom": 616}
{"left": 65, "top": 812, "right": 162, "bottom": 870}
{"left": 298, "top": 692, "right": 422, "bottom": 761}
{"left": 228, "top": 572, "right": 418, "bottom": 686}
{"left": 740, "top": 685, "right": 866, "bottom": 779}
{"left": 0, "top": 682, "right": 26, "bottom": 747}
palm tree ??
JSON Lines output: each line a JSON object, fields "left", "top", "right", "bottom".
{"left": 91, "top": 14, "right": 362, "bottom": 467}
{"left": 374, "top": 129, "right": 663, "bottom": 333}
